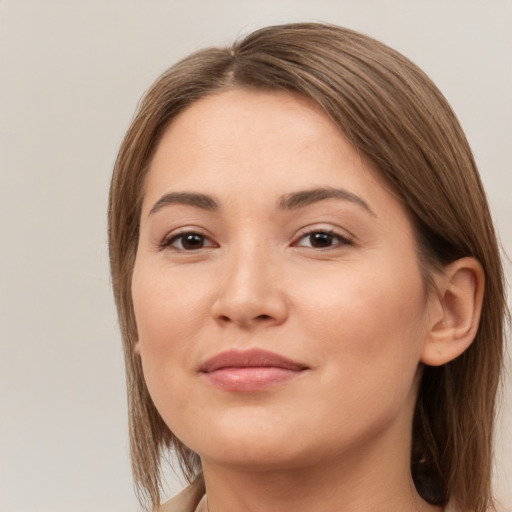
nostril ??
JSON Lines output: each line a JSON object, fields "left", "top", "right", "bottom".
{"left": 217, "top": 313, "right": 272, "bottom": 324}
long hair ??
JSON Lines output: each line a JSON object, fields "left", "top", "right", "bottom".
{"left": 108, "top": 23, "right": 506, "bottom": 511}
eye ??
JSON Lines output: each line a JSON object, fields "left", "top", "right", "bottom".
{"left": 295, "top": 230, "right": 351, "bottom": 249}
{"left": 163, "top": 231, "right": 216, "bottom": 251}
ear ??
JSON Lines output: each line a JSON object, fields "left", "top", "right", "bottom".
{"left": 134, "top": 339, "right": 141, "bottom": 356}
{"left": 421, "top": 257, "right": 485, "bottom": 366}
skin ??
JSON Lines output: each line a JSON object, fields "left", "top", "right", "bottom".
{"left": 132, "top": 88, "right": 450, "bottom": 512}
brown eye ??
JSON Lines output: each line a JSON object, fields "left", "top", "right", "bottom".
{"left": 165, "top": 232, "right": 214, "bottom": 251}
{"left": 181, "top": 234, "right": 205, "bottom": 250}
{"left": 309, "top": 232, "right": 334, "bottom": 248}
{"left": 296, "top": 230, "right": 351, "bottom": 249}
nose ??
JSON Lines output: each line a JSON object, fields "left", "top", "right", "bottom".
{"left": 211, "top": 247, "right": 289, "bottom": 329}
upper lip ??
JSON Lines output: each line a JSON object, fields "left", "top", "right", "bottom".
{"left": 200, "top": 348, "right": 308, "bottom": 373}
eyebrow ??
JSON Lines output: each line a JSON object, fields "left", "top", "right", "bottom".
{"left": 148, "top": 187, "right": 375, "bottom": 217}
{"left": 277, "top": 187, "right": 375, "bottom": 215}
{"left": 149, "top": 192, "right": 219, "bottom": 215}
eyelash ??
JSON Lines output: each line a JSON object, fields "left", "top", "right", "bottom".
{"left": 160, "top": 230, "right": 216, "bottom": 251}
{"left": 160, "top": 228, "right": 352, "bottom": 252}
{"left": 293, "top": 229, "right": 353, "bottom": 249}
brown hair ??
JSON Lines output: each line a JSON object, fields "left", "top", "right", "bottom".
{"left": 108, "top": 23, "right": 506, "bottom": 511}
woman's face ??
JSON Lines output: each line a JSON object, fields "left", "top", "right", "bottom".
{"left": 132, "top": 88, "right": 434, "bottom": 470}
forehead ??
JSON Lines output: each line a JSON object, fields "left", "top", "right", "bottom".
{"left": 143, "top": 88, "right": 392, "bottom": 208}
{"left": 152, "top": 88, "right": 351, "bottom": 170}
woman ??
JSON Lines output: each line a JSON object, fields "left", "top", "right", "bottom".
{"left": 108, "top": 23, "right": 507, "bottom": 512}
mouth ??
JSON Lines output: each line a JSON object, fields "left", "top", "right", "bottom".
{"left": 199, "top": 348, "right": 309, "bottom": 392}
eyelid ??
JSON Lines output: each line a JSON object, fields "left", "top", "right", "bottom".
{"left": 292, "top": 226, "right": 354, "bottom": 249}
{"left": 159, "top": 227, "right": 218, "bottom": 251}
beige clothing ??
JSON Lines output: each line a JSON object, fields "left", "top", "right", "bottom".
{"left": 159, "top": 483, "right": 207, "bottom": 512}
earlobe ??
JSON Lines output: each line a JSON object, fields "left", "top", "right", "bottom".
{"left": 421, "top": 257, "right": 485, "bottom": 367}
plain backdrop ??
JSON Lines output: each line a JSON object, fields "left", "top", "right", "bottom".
{"left": 0, "top": 1, "right": 510, "bottom": 511}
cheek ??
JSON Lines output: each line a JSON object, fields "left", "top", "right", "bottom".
{"left": 294, "top": 264, "right": 427, "bottom": 447}
{"left": 296, "top": 257, "right": 428, "bottom": 381}
{"left": 131, "top": 262, "right": 201, "bottom": 411}
{"left": 131, "top": 267, "right": 199, "bottom": 431}
{"left": 132, "top": 261, "right": 208, "bottom": 354}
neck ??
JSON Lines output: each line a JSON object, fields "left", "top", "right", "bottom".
{"left": 201, "top": 415, "right": 441, "bottom": 512}
{"left": 202, "top": 459, "right": 440, "bottom": 512}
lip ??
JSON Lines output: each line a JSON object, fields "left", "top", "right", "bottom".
{"left": 199, "top": 348, "right": 308, "bottom": 392}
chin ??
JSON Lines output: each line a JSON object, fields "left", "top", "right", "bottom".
{"left": 182, "top": 416, "right": 316, "bottom": 469}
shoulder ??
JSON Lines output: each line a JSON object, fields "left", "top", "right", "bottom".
{"left": 158, "top": 482, "right": 206, "bottom": 512}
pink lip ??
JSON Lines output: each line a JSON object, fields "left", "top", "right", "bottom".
{"left": 200, "top": 349, "right": 308, "bottom": 392}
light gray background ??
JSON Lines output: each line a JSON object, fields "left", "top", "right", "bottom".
{"left": 1, "top": 1, "right": 510, "bottom": 511}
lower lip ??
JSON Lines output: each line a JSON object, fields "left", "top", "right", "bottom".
{"left": 203, "top": 367, "right": 305, "bottom": 391}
